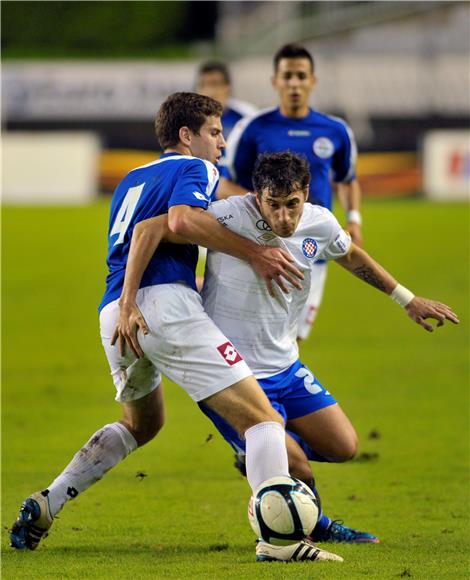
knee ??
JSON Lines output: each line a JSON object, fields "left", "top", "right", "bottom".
{"left": 122, "top": 414, "right": 164, "bottom": 447}
{"left": 329, "top": 433, "right": 358, "bottom": 463}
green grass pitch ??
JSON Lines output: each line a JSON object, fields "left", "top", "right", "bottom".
{"left": 2, "top": 199, "right": 469, "bottom": 579}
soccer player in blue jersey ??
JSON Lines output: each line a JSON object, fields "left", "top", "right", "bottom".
{"left": 10, "top": 93, "right": 341, "bottom": 563}
{"left": 195, "top": 60, "right": 257, "bottom": 184}
{"left": 219, "top": 43, "right": 364, "bottom": 340}
{"left": 196, "top": 60, "right": 258, "bottom": 141}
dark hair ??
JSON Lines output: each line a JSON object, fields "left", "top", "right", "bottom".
{"left": 252, "top": 151, "right": 311, "bottom": 197}
{"left": 155, "top": 92, "right": 223, "bottom": 150}
{"left": 273, "top": 43, "right": 314, "bottom": 72}
{"left": 197, "top": 61, "right": 231, "bottom": 85}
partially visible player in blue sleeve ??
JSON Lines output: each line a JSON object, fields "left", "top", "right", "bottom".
{"left": 220, "top": 43, "right": 364, "bottom": 340}
{"left": 195, "top": 60, "right": 257, "bottom": 196}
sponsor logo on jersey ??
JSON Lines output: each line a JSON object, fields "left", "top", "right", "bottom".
{"left": 257, "top": 232, "right": 277, "bottom": 243}
{"left": 256, "top": 219, "right": 272, "bottom": 231}
{"left": 216, "top": 341, "right": 243, "bottom": 366}
{"left": 288, "top": 130, "right": 311, "bottom": 137}
{"left": 334, "top": 231, "right": 351, "bottom": 253}
{"left": 193, "top": 191, "right": 207, "bottom": 201}
{"left": 313, "top": 137, "right": 334, "bottom": 159}
{"left": 302, "top": 238, "right": 318, "bottom": 258}
{"left": 217, "top": 214, "right": 234, "bottom": 226}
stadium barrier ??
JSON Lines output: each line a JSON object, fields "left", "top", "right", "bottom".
{"left": 99, "top": 149, "right": 421, "bottom": 198}
{"left": 2, "top": 132, "right": 100, "bottom": 205}
{"left": 423, "top": 130, "right": 470, "bottom": 201}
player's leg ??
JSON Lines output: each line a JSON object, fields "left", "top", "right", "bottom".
{"left": 143, "top": 283, "right": 291, "bottom": 494}
{"left": 10, "top": 298, "right": 164, "bottom": 550}
{"left": 138, "top": 285, "right": 342, "bottom": 561}
{"left": 287, "top": 405, "right": 357, "bottom": 463}
{"left": 268, "top": 359, "right": 356, "bottom": 462}
{"left": 121, "top": 383, "right": 165, "bottom": 446}
{"left": 199, "top": 401, "right": 308, "bottom": 477}
{"left": 202, "top": 376, "right": 290, "bottom": 492}
{"left": 197, "top": 403, "right": 343, "bottom": 561}
{"left": 284, "top": 431, "right": 379, "bottom": 544}
{"left": 279, "top": 362, "right": 378, "bottom": 543}
{"left": 43, "top": 387, "right": 164, "bottom": 517}
{"left": 297, "top": 262, "right": 327, "bottom": 341}
{"left": 9, "top": 387, "right": 164, "bottom": 550}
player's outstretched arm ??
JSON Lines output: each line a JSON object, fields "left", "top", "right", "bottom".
{"left": 168, "top": 205, "right": 304, "bottom": 296}
{"left": 336, "top": 243, "right": 459, "bottom": 332}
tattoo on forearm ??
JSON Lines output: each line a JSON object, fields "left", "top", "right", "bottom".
{"left": 353, "top": 265, "right": 387, "bottom": 292}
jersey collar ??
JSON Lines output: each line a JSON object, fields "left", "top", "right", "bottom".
{"left": 275, "top": 106, "right": 314, "bottom": 121}
{"left": 160, "top": 152, "right": 185, "bottom": 159}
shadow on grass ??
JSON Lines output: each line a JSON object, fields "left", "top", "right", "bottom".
{"left": 4, "top": 542, "right": 252, "bottom": 557}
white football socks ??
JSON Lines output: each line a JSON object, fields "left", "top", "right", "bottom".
{"left": 245, "top": 421, "right": 289, "bottom": 492}
{"left": 45, "top": 422, "right": 137, "bottom": 517}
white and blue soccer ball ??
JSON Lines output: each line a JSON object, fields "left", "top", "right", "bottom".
{"left": 248, "top": 476, "right": 318, "bottom": 545}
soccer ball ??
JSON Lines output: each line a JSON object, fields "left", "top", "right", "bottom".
{"left": 248, "top": 476, "right": 318, "bottom": 545}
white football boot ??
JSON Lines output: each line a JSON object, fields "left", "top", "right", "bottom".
{"left": 256, "top": 538, "right": 344, "bottom": 563}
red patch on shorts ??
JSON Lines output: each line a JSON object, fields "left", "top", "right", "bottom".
{"left": 306, "top": 306, "right": 317, "bottom": 325}
{"left": 216, "top": 341, "right": 243, "bottom": 366}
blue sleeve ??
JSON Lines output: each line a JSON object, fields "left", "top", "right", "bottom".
{"left": 217, "top": 164, "right": 231, "bottom": 180}
{"left": 331, "top": 123, "right": 357, "bottom": 184}
{"left": 168, "top": 159, "right": 219, "bottom": 209}
{"left": 226, "top": 119, "right": 258, "bottom": 190}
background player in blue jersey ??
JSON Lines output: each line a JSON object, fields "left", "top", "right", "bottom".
{"left": 10, "top": 93, "right": 334, "bottom": 563}
{"left": 195, "top": 60, "right": 257, "bottom": 185}
{"left": 195, "top": 60, "right": 258, "bottom": 141}
{"left": 219, "top": 43, "right": 364, "bottom": 340}
{"left": 111, "top": 151, "right": 458, "bottom": 549}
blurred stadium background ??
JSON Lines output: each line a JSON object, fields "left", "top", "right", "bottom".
{"left": 2, "top": 0, "right": 469, "bottom": 204}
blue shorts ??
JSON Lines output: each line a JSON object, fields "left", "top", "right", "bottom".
{"left": 199, "top": 359, "right": 336, "bottom": 460}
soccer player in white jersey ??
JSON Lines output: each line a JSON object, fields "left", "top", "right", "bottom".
{"left": 112, "top": 151, "right": 459, "bottom": 555}
{"left": 218, "top": 43, "right": 364, "bottom": 341}
{"left": 10, "top": 94, "right": 342, "bottom": 564}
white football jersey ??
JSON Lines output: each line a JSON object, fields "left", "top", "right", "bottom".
{"left": 203, "top": 194, "right": 351, "bottom": 377}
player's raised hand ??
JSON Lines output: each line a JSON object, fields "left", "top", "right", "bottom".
{"left": 405, "top": 297, "right": 459, "bottom": 332}
{"left": 251, "top": 246, "right": 304, "bottom": 296}
{"left": 111, "top": 301, "right": 149, "bottom": 358}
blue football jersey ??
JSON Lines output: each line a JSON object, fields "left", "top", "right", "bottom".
{"left": 217, "top": 99, "right": 258, "bottom": 185}
{"left": 225, "top": 107, "right": 357, "bottom": 210}
{"left": 99, "top": 153, "right": 219, "bottom": 312}
{"left": 222, "top": 98, "right": 258, "bottom": 140}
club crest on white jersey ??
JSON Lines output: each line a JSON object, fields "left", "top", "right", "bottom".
{"left": 302, "top": 238, "right": 318, "bottom": 259}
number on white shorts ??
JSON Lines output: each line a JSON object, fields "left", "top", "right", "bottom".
{"left": 110, "top": 183, "right": 145, "bottom": 245}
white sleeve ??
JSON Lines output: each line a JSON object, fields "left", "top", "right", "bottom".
{"left": 207, "top": 197, "right": 245, "bottom": 235}
{"left": 319, "top": 213, "right": 351, "bottom": 260}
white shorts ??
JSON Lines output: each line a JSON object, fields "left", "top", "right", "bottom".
{"left": 99, "top": 284, "right": 252, "bottom": 403}
{"left": 297, "top": 262, "right": 328, "bottom": 340}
